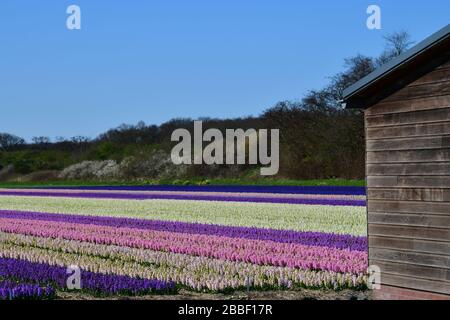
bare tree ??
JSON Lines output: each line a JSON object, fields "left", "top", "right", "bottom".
{"left": 32, "top": 136, "right": 51, "bottom": 145}
{"left": 71, "top": 136, "right": 91, "bottom": 144}
{"left": 376, "top": 31, "right": 415, "bottom": 66}
{"left": 55, "top": 136, "right": 67, "bottom": 143}
{"left": 329, "top": 54, "right": 376, "bottom": 101}
{"left": 0, "top": 133, "right": 25, "bottom": 151}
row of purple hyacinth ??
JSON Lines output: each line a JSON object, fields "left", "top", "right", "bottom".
{"left": 40, "top": 185, "right": 367, "bottom": 195}
{"left": 0, "top": 190, "right": 366, "bottom": 206}
{"left": 0, "top": 210, "right": 367, "bottom": 251}
{"left": 0, "top": 257, "right": 176, "bottom": 296}
{"left": 0, "top": 280, "right": 55, "bottom": 300}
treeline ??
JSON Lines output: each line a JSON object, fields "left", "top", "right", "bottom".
{"left": 0, "top": 32, "right": 413, "bottom": 181}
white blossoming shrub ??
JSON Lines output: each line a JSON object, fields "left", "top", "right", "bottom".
{"left": 58, "top": 160, "right": 120, "bottom": 180}
{"left": 58, "top": 151, "right": 188, "bottom": 181}
{"left": 119, "top": 150, "right": 188, "bottom": 179}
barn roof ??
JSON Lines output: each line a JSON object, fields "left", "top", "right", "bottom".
{"left": 343, "top": 24, "right": 450, "bottom": 109}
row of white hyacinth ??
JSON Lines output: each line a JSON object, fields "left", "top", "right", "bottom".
{"left": 0, "top": 196, "right": 366, "bottom": 235}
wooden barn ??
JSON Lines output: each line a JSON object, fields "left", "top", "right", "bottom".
{"left": 342, "top": 24, "right": 450, "bottom": 300}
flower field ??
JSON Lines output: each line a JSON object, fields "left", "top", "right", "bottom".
{"left": 0, "top": 185, "right": 368, "bottom": 299}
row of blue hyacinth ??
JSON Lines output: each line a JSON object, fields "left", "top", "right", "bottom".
{"left": 0, "top": 257, "right": 176, "bottom": 300}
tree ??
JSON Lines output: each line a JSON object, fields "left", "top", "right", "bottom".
{"left": 329, "top": 55, "right": 376, "bottom": 101}
{"left": 70, "top": 136, "right": 91, "bottom": 152}
{"left": 376, "top": 31, "right": 415, "bottom": 66}
{"left": 0, "top": 133, "right": 25, "bottom": 151}
{"left": 71, "top": 136, "right": 91, "bottom": 144}
{"left": 32, "top": 136, "right": 51, "bottom": 145}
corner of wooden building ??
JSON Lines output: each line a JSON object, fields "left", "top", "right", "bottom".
{"left": 373, "top": 285, "right": 450, "bottom": 300}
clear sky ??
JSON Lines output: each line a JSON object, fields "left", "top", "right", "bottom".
{"left": 0, "top": 0, "right": 449, "bottom": 141}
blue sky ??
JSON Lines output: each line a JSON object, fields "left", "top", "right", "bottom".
{"left": 0, "top": 1, "right": 449, "bottom": 141}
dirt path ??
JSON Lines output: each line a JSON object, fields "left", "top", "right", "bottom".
{"left": 58, "top": 289, "right": 372, "bottom": 300}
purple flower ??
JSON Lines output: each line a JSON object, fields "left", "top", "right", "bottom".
{"left": 37, "top": 185, "right": 366, "bottom": 195}
{"left": 0, "top": 280, "right": 55, "bottom": 300}
{"left": 0, "top": 257, "right": 176, "bottom": 296}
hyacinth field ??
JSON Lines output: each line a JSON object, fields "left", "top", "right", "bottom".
{"left": 0, "top": 185, "right": 368, "bottom": 300}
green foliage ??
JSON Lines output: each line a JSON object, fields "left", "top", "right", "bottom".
{"left": 0, "top": 178, "right": 365, "bottom": 188}
{"left": 0, "top": 150, "right": 70, "bottom": 174}
{"left": 94, "top": 142, "right": 120, "bottom": 160}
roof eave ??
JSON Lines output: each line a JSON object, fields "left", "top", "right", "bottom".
{"left": 342, "top": 24, "right": 450, "bottom": 106}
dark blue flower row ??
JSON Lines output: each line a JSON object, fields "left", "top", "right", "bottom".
{"left": 38, "top": 185, "right": 366, "bottom": 195}
{"left": 0, "top": 257, "right": 176, "bottom": 296}
{"left": 0, "top": 280, "right": 55, "bottom": 300}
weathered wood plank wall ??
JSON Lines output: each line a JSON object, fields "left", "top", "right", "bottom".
{"left": 365, "top": 59, "right": 450, "bottom": 295}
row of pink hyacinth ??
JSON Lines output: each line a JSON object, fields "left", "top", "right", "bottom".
{"left": 0, "top": 231, "right": 368, "bottom": 292}
{"left": 0, "top": 217, "right": 367, "bottom": 273}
